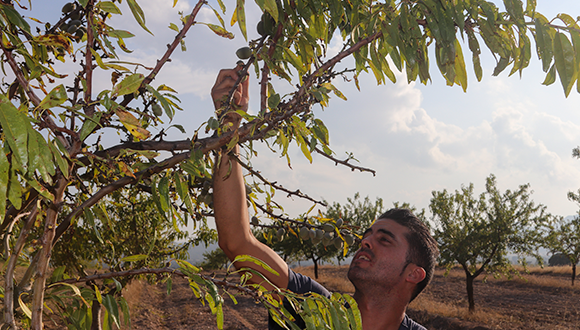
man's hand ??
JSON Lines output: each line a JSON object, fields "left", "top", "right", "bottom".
{"left": 211, "top": 64, "right": 250, "bottom": 117}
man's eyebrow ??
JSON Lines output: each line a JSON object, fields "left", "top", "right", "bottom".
{"left": 362, "top": 228, "right": 397, "bottom": 241}
{"left": 376, "top": 228, "right": 397, "bottom": 241}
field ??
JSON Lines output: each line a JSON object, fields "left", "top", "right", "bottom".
{"left": 118, "top": 264, "right": 580, "bottom": 329}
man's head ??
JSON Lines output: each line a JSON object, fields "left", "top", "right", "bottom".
{"left": 347, "top": 208, "right": 438, "bottom": 303}
{"left": 376, "top": 208, "right": 439, "bottom": 301}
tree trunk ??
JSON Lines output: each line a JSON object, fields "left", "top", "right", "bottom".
{"left": 572, "top": 263, "right": 576, "bottom": 286}
{"left": 313, "top": 258, "right": 319, "bottom": 279}
{"left": 31, "top": 178, "right": 67, "bottom": 329}
{"left": 91, "top": 299, "right": 102, "bottom": 330}
{"left": 466, "top": 274, "right": 476, "bottom": 312}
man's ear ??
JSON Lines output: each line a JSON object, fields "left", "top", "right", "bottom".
{"left": 406, "top": 266, "right": 426, "bottom": 284}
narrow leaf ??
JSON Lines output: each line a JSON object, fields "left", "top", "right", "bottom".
{"left": 553, "top": 32, "right": 577, "bottom": 97}
{"left": 38, "top": 84, "right": 68, "bottom": 110}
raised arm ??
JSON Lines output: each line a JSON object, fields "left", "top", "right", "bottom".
{"left": 211, "top": 67, "right": 289, "bottom": 290}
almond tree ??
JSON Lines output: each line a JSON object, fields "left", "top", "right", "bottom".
{"left": 430, "top": 174, "right": 549, "bottom": 312}
{"left": 544, "top": 191, "right": 580, "bottom": 285}
{"left": 1, "top": 0, "right": 580, "bottom": 329}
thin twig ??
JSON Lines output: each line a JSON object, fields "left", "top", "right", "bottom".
{"left": 234, "top": 155, "right": 326, "bottom": 206}
{"left": 118, "top": 0, "right": 206, "bottom": 108}
{"left": 314, "top": 147, "right": 376, "bottom": 176}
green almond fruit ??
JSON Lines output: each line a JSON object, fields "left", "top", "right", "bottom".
{"left": 277, "top": 228, "right": 286, "bottom": 240}
{"left": 236, "top": 47, "right": 252, "bottom": 60}
{"left": 344, "top": 234, "right": 355, "bottom": 246}
{"left": 152, "top": 103, "right": 163, "bottom": 116}
{"left": 333, "top": 237, "right": 344, "bottom": 249}
{"left": 257, "top": 20, "right": 265, "bottom": 36}
{"left": 62, "top": 2, "right": 75, "bottom": 13}
{"left": 299, "top": 227, "right": 310, "bottom": 240}
{"left": 67, "top": 25, "right": 78, "bottom": 33}
{"left": 336, "top": 218, "right": 344, "bottom": 227}
{"left": 70, "top": 11, "right": 82, "bottom": 21}
{"left": 322, "top": 223, "right": 334, "bottom": 232}
{"left": 251, "top": 216, "right": 259, "bottom": 225}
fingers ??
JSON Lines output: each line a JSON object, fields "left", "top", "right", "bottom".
{"left": 211, "top": 65, "right": 249, "bottom": 112}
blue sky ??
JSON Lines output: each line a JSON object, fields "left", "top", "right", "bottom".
{"left": 30, "top": 0, "right": 580, "bottom": 222}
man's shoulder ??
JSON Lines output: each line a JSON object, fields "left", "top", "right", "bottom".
{"left": 399, "top": 314, "right": 427, "bottom": 330}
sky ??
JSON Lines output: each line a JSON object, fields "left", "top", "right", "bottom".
{"left": 28, "top": 0, "right": 580, "bottom": 225}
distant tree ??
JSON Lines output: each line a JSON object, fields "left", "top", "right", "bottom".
{"left": 543, "top": 190, "right": 580, "bottom": 285}
{"left": 198, "top": 248, "right": 230, "bottom": 270}
{"left": 324, "top": 193, "right": 384, "bottom": 261}
{"left": 548, "top": 253, "right": 572, "bottom": 266}
{"left": 256, "top": 218, "right": 344, "bottom": 279}
{"left": 430, "top": 174, "right": 549, "bottom": 312}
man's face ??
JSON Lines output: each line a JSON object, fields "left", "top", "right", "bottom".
{"left": 347, "top": 218, "right": 411, "bottom": 292}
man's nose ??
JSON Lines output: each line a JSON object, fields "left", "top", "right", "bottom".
{"left": 360, "top": 235, "right": 372, "bottom": 249}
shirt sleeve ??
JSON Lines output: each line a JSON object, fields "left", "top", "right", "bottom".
{"left": 286, "top": 269, "right": 331, "bottom": 298}
{"left": 399, "top": 314, "right": 428, "bottom": 330}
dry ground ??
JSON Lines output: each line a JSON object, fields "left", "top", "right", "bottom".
{"left": 117, "top": 265, "right": 580, "bottom": 329}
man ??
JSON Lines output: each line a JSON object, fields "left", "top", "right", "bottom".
{"left": 211, "top": 67, "right": 439, "bottom": 330}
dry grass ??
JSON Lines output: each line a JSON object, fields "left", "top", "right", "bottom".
{"left": 410, "top": 293, "right": 511, "bottom": 327}
{"left": 293, "top": 264, "right": 354, "bottom": 293}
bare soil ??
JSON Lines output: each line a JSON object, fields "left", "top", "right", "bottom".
{"left": 119, "top": 266, "right": 580, "bottom": 329}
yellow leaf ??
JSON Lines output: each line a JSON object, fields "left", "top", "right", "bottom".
{"left": 118, "top": 162, "right": 136, "bottom": 178}
{"left": 115, "top": 108, "right": 150, "bottom": 140}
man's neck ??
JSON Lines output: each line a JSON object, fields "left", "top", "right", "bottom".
{"left": 353, "top": 290, "right": 407, "bottom": 330}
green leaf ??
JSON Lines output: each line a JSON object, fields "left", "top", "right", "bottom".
{"left": 112, "top": 73, "right": 144, "bottom": 97}
{"left": 534, "top": 17, "right": 554, "bottom": 72}
{"left": 256, "top": 0, "right": 278, "bottom": 23}
{"left": 492, "top": 57, "right": 510, "bottom": 76}
{"left": 553, "top": 32, "right": 577, "bottom": 97}
{"left": 176, "top": 259, "right": 200, "bottom": 276}
{"left": 108, "top": 30, "right": 135, "bottom": 39}
{"left": 158, "top": 176, "right": 171, "bottom": 213}
{"left": 169, "top": 22, "right": 179, "bottom": 32}
{"left": 0, "top": 150, "right": 8, "bottom": 221}
{"left": 0, "top": 96, "right": 29, "bottom": 172}
{"left": 102, "top": 295, "right": 121, "bottom": 329}
{"left": 1, "top": 4, "right": 31, "bottom": 33}
{"left": 120, "top": 254, "right": 148, "bottom": 263}
{"left": 146, "top": 85, "right": 174, "bottom": 119}
{"left": 232, "top": 255, "right": 280, "bottom": 276}
{"left": 201, "top": 23, "right": 234, "bottom": 39}
{"left": 118, "top": 297, "right": 131, "bottom": 327}
{"left": 236, "top": 0, "right": 247, "bottom": 40}
{"left": 454, "top": 39, "right": 468, "bottom": 92}
{"left": 127, "top": 0, "right": 153, "bottom": 35}
{"left": 97, "top": 1, "right": 122, "bottom": 14}
{"left": 48, "top": 140, "right": 69, "bottom": 178}
{"left": 94, "top": 285, "right": 103, "bottom": 304}
{"left": 174, "top": 172, "right": 195, "bottom": 216}
{"left": 79, "top": 111, "right": 103, "bottom": 141}
{"left": 7, "top": 168, "right": 22, "bottom": 209}
{"left": 38, "top": 84, "right": 68, "bottom": 110}
{"left": 542, "top": 63, "right": 556, "bottom": 85}
{"left": 267, "top": 93, "right": 280, "bottom": 109}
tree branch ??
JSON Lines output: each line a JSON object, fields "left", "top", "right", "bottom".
{"left": 84, "top": 0, "right": 95, "bottom": 117}
{"left": 234, "top": 155, "right": 326, "bottom": 206}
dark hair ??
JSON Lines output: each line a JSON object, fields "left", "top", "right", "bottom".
{"left": 378, "top": 208, "right": 439, "bottom": 302}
